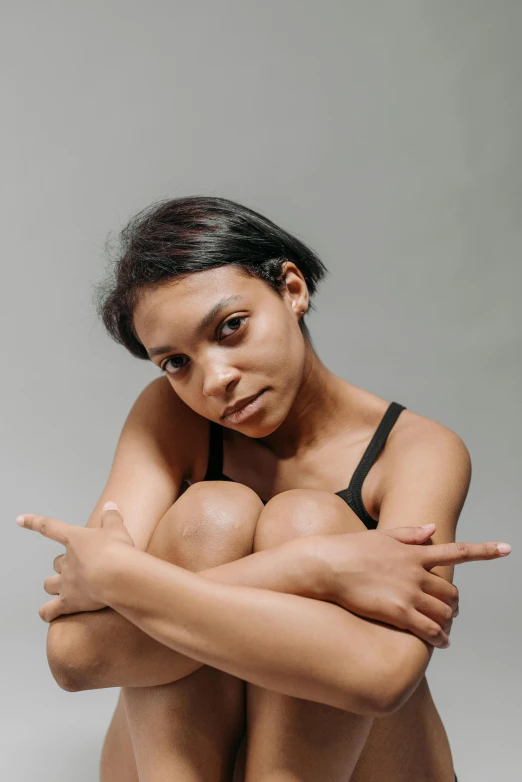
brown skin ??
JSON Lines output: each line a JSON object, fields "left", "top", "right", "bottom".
{"left": 133, "top": 261, "right": 360, "bottom": 458}
{"left": 133, "top": 260, "right": 400, "bottom": 527}
{"left": 35, "top": 262, "right": 487, "bottom": 779}
{"left": 131, "top": 263, "right": 461, "bottom": 779}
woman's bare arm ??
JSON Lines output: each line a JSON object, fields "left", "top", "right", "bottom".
{"left": 79, "top": 377, "right": 197, "bottom": 550}
{"left": 93, "top": 541, "right": 393, "bottom": 716}
{"left": 47, "top": 537, "right": 323, "bottom": 691}
{"left": 46, "top": 376, "right": 200, "bottom": 685}
{"left": 368, "top": 419, "right": 473, "bottom": 710}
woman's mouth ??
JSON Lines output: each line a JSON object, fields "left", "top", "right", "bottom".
{"left": 223, "top": 389, "right": 267, "bottom": 423}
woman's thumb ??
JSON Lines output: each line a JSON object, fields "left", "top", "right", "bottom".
{"left": 101, "top": 501, "right": 123, "bottom": 526}
{"left": 384, "top": 523, "right": 435, "bottom": 543}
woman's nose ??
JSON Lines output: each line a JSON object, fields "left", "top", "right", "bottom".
{"left": 202, "top": 364, "right": 240, "bottom": 397}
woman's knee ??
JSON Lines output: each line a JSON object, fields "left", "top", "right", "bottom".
{"left": 147, "top": 480, "right": 265, "bottom": 570}
{"left": 253, "top": 488, "right": 365, "bottom": 552}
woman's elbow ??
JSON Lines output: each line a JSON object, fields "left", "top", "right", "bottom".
{"left": 375, "top": 657, "right": 429, "bottom": 716}
{"left": 364, "top": 631, "right": 433, "bottom": 716}
{"left": 338, "top": 654, "right": 422, "bottom": 718}
{"left": 337, "top": 687, "right": 391, "bottom": 718}
{"left": 336, "top": 665, "right": 397, "bottom": 718}
{"left": 358, "top": 679, "right": 400, "bottom": 718}
{"left": 46, "top": 617, "right": 104, "bottom": 692}
{"left": 47, "top": 653, "right": 85, "bottom": 692}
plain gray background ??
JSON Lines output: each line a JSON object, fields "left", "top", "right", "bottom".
{"left": 3, "top": 1, "right": 521, "bottom": 779}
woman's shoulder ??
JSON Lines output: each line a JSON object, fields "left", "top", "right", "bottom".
{"left": 377, "top": 404, "right": 471, "bottom": 493}
{"left": 138, "top": 376, "right": 213, "bottom": 482}
{"left": 322, "top": 382, "right": 468, "bottom": 469}
{"left": 386, "top": 405, "right": 468, "bottom": 450}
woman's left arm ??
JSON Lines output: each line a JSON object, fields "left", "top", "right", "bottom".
{"left": 369, "top": 420, "right": 473, "bottom": 709}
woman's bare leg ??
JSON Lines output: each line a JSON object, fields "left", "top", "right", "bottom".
{"left": 100, "top": 692, "right": 139, "bottom": 782}
{"left": 243, "top": 489, "right": 374, "bottom": 782}
{"left": 100, "top": 481, "right": 263, "bottom": 782}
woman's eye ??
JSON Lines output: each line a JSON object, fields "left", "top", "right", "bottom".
{"left": 160, "top": 317, "right": 246, "bottom": 375}
{"left": 161, "top": 355, "right": 188, "bottom": 375}
{"left": 220, "top": 316, "right": 246, "bottom": 339}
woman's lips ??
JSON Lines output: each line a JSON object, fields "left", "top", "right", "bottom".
{"left": 223, "top": 389, "right": 267, "bottom": 423}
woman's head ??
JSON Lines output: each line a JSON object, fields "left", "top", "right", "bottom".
{"left": 94, "top": 195, "right": 329, "bottom": 435}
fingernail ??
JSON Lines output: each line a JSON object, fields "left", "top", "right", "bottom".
{"left": 497, "top": 543, "right": 511, "bottom": 554}
{"left": 421, "top": 523, "right": 435, "bottom": 529}
{"left": 16, "top": 515, "right": 25, "bottom": 526}
{"left": 103, "top": 501, "right": 119, "bottom": 511}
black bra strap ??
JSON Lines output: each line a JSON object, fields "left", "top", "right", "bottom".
{"left": 204, "top": 421, "right": 224, "bottom": 480}
{"left": 204, "top": 403, "right": 407, "bottom": 524}
{"left": 343, "top": 402, "right": 406, "bottom": 520}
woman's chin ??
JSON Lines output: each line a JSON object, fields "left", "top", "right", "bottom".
{"left": 225, "top": 419, "right": 275, "bottom": 438}
{"left": 227, "top": 413, "right": 283, "bottom": 439}
{"left": 237, "top": 413, "right": 287, "bottom": 439}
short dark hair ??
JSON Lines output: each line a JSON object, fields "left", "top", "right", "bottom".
{"left": 93, "top": 195, "right": 328, "bottom": 359}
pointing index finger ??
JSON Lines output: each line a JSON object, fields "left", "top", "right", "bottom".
{"left": 16, "top": 514, "right": 70, "bottom": 546}
{"left": 421, "top": 540, "right": 511, "bottom": 568}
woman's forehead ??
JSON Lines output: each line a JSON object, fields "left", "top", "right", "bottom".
{"left": 133, "top": 266, "right": 267, "bottom": 345}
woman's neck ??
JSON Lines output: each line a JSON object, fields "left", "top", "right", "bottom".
{"left": 261, "top": 344, "right": 364, "bottom": 459}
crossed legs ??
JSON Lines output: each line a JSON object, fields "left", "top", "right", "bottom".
{"left": 100, "top": 482, "right": 373, "bottom": 781}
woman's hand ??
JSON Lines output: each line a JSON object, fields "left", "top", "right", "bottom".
{"left": 311, "top": 523, "right": 511, "bottom": 648}
{"left": 16, "top": 502, "right": 135, "bottom": 622}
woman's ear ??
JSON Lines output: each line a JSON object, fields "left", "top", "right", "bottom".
{"left": 280, "top": 261, "right": 309, "bottom": 320}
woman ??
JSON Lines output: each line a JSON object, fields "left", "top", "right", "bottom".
{"left": 18, "top": 196, "right": 511, "bottom": 781}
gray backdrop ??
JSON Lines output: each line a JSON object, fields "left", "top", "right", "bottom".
{"left": 3, "top": 1, "right": 520, "bottom": 780}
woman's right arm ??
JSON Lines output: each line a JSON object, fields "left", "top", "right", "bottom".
{"left": 46, "top": 375, "right": 203, "bottom": 689}
{"left": 81, "top": 376, "right": 197, "bottom": 550}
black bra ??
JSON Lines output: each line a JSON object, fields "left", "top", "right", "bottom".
{"left": 203, "top": 401, "right": 406, "bottom": 531}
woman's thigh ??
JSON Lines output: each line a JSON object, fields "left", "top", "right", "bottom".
{"left": 250, "top": 489, "right": 456, "bottom": 782}
{"left": 239, "top": 489, "right": 375, "bottom": 782}
{"left": 251, "top": 489, "right": 456, "bottom": 782}
{"left": 102, "top": 480, "right": 264, "bottom": 782}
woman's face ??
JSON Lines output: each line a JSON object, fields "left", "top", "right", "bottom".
{"left": 132, "top": 263, "right": 310, "bottom": 437}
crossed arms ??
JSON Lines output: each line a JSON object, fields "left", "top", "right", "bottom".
{"left": 46, "top": 412, "right": 473, "bottom": 718}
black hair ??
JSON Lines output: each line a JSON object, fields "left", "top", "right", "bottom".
{"left": 93, "top": 195, "right": 328, "bottom": 359}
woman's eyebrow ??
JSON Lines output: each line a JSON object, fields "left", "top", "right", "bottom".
{"left": 147, "top": 294, "right": 246, "bottom": 359}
